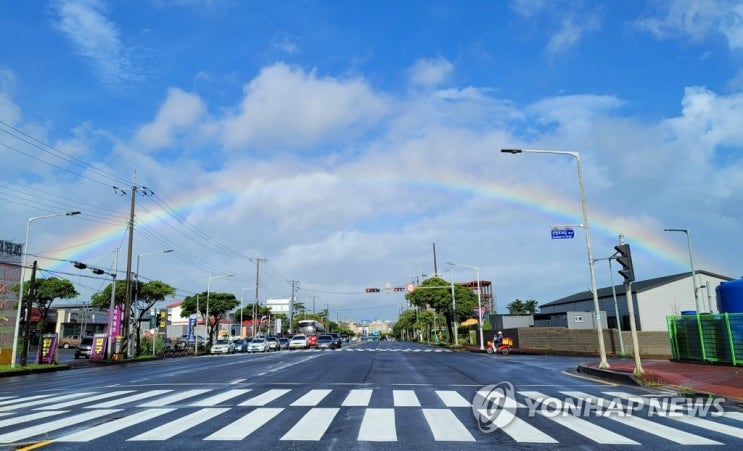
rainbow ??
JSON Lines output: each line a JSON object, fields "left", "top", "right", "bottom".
{"left": 45, "top": 170, "right": 694, "bottom": 272}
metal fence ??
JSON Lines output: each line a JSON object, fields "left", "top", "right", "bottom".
{"left": 667, "top": 313, "right": 743, "bottom": 366}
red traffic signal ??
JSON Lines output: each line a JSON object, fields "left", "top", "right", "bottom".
{"left": 393, "top": 287, "right": 405, "bottom": 292}
{"left": 365, "top": 288, "right": 380, "bottom": 293}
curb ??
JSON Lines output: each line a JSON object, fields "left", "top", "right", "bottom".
{"left": 575, "top": 363, "right": 641, "bottom": 386}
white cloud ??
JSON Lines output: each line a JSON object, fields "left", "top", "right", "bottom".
{"left": 51, "top": 0, "right": 141, "bottom": 85}
{"left": 221, "top": 63, "right": 390, "bottom": 150}
{"left": 546, "top": 15, "right": 601, "bottom": 59}
{"left": 634, "top": 0, "right": 743, "bottom": 50}
{"left": 135, "top": 88, "right": 208, "bottom": 151}
{"left": 408, "top": 57, "right": 454, "bottom": 88}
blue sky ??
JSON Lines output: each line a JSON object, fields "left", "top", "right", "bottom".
{"left": 2, "top": 0, "right": 742, "bottom": 323}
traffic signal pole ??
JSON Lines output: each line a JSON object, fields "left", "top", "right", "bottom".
{"left": 618, "top": 235, "right": 643, "bottom": 376}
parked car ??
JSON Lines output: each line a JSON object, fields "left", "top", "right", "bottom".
{"left": 328, "top": 333, "right": 342, "bottom": 349}
{"left": 289, "top": 335, "right": 308, "bottom": 350}
{"left": 60, "top": 335, "right": 82, "bottom": 349}
{"left": 315, "top": 335, "right": 335, "bottom": 350}
{"left": 233, "top": 339, "right": 247, "bottom": 353}
{"left": 248, "top": 338, "right": 267, "bottom": 353}
{"left": 179, "top": 334, "right": 206, "bottom": 345}
{"left": 278, "top": 337, "right": 289, "bottom": 350}
{"left": 210, "top": 339, "right": 236, "bottom": 354}
{"left": 266, "top": 336, "right": 280, "bottom": 351}
{"left": 74, "top": 336, "right": 94, "bottom": 359}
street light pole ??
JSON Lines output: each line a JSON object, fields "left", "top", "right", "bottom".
{"left": 594, "top": 256, "right": 625, "bottom": 356}
{"left": 447, "top": 262, "right": 484, "bottom": 350}
{"left": 663, "top": 228, "right": 700, "bottom": 313}
{"left": 449, "top": 267, "right": 458, "bottom": 346}
{"left": 135, "top": 249, "right": 172, "bottom": 356}
{"left": 240, "top": 286, "right": 257, "bottom": 339}
{"left": 502, "top": 148, "right": 609, "bottom": 368}
{"left": 11, "top": 211, "right": 81, "bottom": 367}
{"left": 206, "top": 274, "right": 233, "bottom": 347}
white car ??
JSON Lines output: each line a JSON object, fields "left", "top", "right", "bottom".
{"left": 210, "top": 339, "right": 235, "bottom": 354}
{"left": 248, "top": 338, "right": 268, "bottom": 352}
{"left": 289, "top": 335, "right": 308, "bottom": 350}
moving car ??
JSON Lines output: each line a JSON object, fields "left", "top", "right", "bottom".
{"left": 266, "top": 336, "right": 280, "bottom": 351}
{"left": 74, "top": 336, "right": 94, "bottom": 359}
{"left": 279, "top": 337, "right": 289, "bottom": 350}
{"left": 315, "top": 335, "right": 335, "bottom": 350}
{"left": 248, "top": 338, "right": 267, "bottom": 353}
{"left": 328, "top": 333, "right": 342, "bottom": 349}
{"left": 307, "top": 334, "right": 318, "bottom": 348}
{"left": 210, "top": 339, "right": 236, "bottom": 354}
{"left": 289, "top": 335, "right": 308, "bottom": 350}
{"left": 233, "top": 339, "right": 247, "bottom": 353}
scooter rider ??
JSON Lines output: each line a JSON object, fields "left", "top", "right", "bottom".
{"left": 492, "top": 331, "right": 503, "bottom": 352}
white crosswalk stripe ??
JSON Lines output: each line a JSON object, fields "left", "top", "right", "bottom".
{"left": 0, "top": 387, "right": 740, "bottom": 445}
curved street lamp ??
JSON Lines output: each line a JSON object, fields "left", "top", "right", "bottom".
{"left": 205, "top": 274, "right": 233, "bottom": 347}
{"left": 11, "top": 211, "right": 81, "bottom": 367}
{"left": 502, "top": 148, "right": 609, "bottom": 368}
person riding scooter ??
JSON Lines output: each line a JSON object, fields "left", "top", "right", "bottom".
{"left": 492, "top": 331, "right": 503, "bottom": 352}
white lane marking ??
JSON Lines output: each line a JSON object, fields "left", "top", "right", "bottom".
{"left": 205, "top": 408, "right": 283, "bottom": 440}
{"left": 281, "top": 408, "right": 340, "bottom": 441}
{"left": 58, "top": 408, "right": 175, "bottom": 442}
{"left": 422, "top": 409, "right": 475, "bottom": 441}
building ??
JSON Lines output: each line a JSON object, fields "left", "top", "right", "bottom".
{"left": 0, "top": 239, "right": 23, "bottom": 364}
{"left": 539, "top": 270, "right": 733, "bottom": 331}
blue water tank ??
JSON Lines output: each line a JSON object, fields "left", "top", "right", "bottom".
{"left": 716, "top": 279, "right": 743, "bottom": 314}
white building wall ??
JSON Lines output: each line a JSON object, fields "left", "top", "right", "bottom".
{"left": 636, "top": 274, "right": 728, "bottom": 331}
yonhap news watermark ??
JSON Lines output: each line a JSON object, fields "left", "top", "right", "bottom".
{"left": 472, "top": 382, "right": 728, "bottom": 432}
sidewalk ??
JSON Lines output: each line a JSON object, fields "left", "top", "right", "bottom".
{"left": 577, "top": 358, "right": 743, "bottom": 404}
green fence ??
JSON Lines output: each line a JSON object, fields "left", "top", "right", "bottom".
{"left": 667, "top": 313, "right": 743, "bottom": 365}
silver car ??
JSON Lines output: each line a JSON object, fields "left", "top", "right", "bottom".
{"left": 210, "top": 339, "right": 235, "bottom": 354}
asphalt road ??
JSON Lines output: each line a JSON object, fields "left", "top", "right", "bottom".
{"left": 1, "top": 340, "right": 742, "bottom": 450}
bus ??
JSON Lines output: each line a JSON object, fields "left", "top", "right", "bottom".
{"left": 297, "top": 320, "right": 325, "bottom": 347}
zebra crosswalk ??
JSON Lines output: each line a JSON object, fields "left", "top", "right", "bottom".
{"left": 0, "top": 386, "right": 740, "bottom": 446}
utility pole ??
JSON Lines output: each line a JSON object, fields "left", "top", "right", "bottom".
{"left": 290, "top": 280, "right": 298, "bottom": 333}
{"left": 253, "top": 254, "right": 267, "bottom": 337}
{"left": 20, "top": 261, "right": 38, "bottom": 366}
{"left": 115, "top": 171, "right": 153, "bottom": 359}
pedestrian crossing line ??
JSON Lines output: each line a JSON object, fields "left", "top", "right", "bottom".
{"left": 0, "top": 410, "right": 66, "bottom": 429}
{"left": 435, "top": 390, "right": 471, "bottom": 407}
{"left": 0, "top": 392, "right": 93, "bottom": 412}
{"left": 671, "top": 414, "right": 743, "bottom": 439}
{"left": 422, "top": 409, "right": 475, "bottom": 441}
{"left": 358, "top": 408, "right": 396, "bottom": 441}
{"left": 0, "top": 394, "right": 48, "bottom": 407}
{"left": 561, "top": 391, "right": 724, "bottom": 445}
{"left": 342, "top": 389, "right": 373, "bottom": 406}
{"left": 0, "top": 409, "right": 121, "bottom": 444}
{"left": 205, "top": 407, "right": 283, "bottom": 440}
{"left": 281, "top": 407, "right": 340, "bottom": 441}
{"left": 139, "top": 389, "right": 212, "bottom": 407}
{"left": 520, "top": 391, "right": 639, "bottom": 445}
{"left": 238, "top": 388, "right": 291, "bottom": 406}
{"left": 88, "top": 389, "right": 173, "bottom": 408}
{"left": 36, "top": 390, "right": 135, "bottom": 410}
{"left": 393, "top": 390, "right": 421, "bottom": 407}
{"left": 477, "top": 409, "right": 558, "bottom": 443}
{"left": 128, "top": 408, "right": 229, "bottom": 441}
{"left": 57, "top": 408, "right": 175, "bottom": 442}
{"left": 189, "top": 389, "right": 252, "bottom": 407}
{"left": 291, "top": 389, "right": 332, "bottom": 406}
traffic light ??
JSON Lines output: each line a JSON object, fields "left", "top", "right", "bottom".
{"left": 614, "top": 244, "right": 635, "bottom": 283}
{"left": 393, "top": 287, "right": 405, "bottom": 292}
{"left": 365, "top": 288, "right": 380, "bottom": 293}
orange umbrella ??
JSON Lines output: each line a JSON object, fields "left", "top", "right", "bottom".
{"left": 460, "top": 318, "right": 478, "bottom": 327}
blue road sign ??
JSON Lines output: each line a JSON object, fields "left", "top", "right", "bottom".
{"left": 551, "top": 228, "right": 575, "bottom": 239}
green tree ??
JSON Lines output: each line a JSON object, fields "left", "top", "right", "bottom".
{"left": 506, "top": 299, "right": 539, "bottom": 314}
{"left": 90, "top": 279, "right": 176, "bottom": 355}
{"left": 404, "top": 276, "right": 477, "bottom": 344}
{"left": 180, "top": 291, "right": 239, "bottom": 346}
{"left": 14, "top": 277, "right": 79, "bottom": 334}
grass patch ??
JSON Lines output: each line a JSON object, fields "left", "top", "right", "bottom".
{"left": 637, "top": 372, "right": 665, "bottom": 387}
